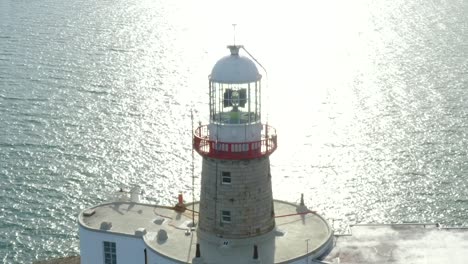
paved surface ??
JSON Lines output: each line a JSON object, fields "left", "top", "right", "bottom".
{"left": 34, "top": 256, "right": 80, "bottom": 264}
{"left": 79, "top": 200, "right": 333, "bottom": 263}
{"left": 37, "top": 224, "right": 468, "bottom": 263}
{"left": 324, "top": 224, "right": 468, "bottom": 263}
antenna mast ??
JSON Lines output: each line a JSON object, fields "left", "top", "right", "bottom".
{"left": 232, "top": 23, "right": 237, "bottom": 45}
{"left": 191, "top": 109, "right": 196, "bottom": 225}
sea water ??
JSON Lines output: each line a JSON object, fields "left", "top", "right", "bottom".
{"left": 1, "top": 0, "right": 467, "bottom": 262}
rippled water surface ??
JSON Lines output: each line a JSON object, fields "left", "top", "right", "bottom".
{"left": 1, "top": 0, "right": 468, "bottom": 262}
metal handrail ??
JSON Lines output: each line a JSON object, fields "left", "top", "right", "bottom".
{"left": 193, "top": 124, "right": 277, "bottom": 160}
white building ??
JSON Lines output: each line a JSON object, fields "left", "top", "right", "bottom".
{"left": 78, "top": 45, "right": 334, "bottom": 264}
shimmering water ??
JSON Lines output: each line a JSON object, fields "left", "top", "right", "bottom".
{"left": 1, "top": 0, "right": 467, "bottom": 262}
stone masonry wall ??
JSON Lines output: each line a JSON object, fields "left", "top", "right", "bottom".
{"left": 198, "top": 157, "right": 275, "bottom": 238}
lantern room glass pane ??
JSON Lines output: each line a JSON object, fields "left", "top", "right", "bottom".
{"left": 210, "top": 81, "right": 261, "bottom": 124}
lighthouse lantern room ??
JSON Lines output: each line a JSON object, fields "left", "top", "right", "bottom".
{"left": 194, "top": 45, "right": 277, "bottom": 160}
{"left": 209, "top": 45, "right": 261, "bottom": 126}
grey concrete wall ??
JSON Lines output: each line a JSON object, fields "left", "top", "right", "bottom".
{"left": 198, "top": 157, "right": 275, "bottom": 238}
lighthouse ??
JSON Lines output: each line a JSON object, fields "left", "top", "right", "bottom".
{"left": 194, "top": 44, "right": 276, "bottom": 239}
{"left": 78, "top": 44, "right": 334, "bottom": 264}
{"left": 191, "top": 45, "right": 333, "bottom": 263}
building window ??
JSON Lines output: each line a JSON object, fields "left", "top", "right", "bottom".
{"left": 221, "top": 171, "right": 231, "bottom": 184}
{"left": 221, "top": 210, "right": 231, "bottom": 223}
{"left": 103, "top": 241, "right": 117, "bottom": 264}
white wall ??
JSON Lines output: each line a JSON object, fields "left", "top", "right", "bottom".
{"left": 208, "top": 123, "right": 262, "bottom": 143}
{"left": 79, "top": 227, "right": 144, "bottom": 264}
{"left": 79, "top": 227, "right": 184, "bottom": 264}
{"left": 145, "top": 246, "right": 185, "bottom": 264}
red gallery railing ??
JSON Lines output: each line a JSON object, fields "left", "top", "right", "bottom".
{"left": 193, "top": 124, "right": 277, "bottom": 160}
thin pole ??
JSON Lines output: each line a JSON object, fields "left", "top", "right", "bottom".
{"left": 191, "top": 109, "right": 195, "bottom": 225}
{"left": 232, "top": 24, "right": 237, "bottom": 45}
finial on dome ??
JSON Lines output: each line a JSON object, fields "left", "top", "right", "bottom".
{"left": 227, "top": 24, "right": 243, "bottom": 56}
{"left": 227, "top": 45, "right": 242, "bottom": 56}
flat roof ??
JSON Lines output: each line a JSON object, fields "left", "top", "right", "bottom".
{"left": 324, "top": 224, "right": 468, "bottom": 264}
{"left": 79, "top": 200, "right": 333, "bottom": 263}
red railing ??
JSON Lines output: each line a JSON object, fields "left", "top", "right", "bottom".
{"left": 193, "top": 124, "right": 277, "bottom": 160}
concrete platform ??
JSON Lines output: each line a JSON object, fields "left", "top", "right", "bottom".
{"left": 79, "top": 200, "right": 334, "bottom": 263}
{"left": 34, "top": 256, "right": 80, "bottom": 264}
{"left": 324, "top": 224, "right": 468, "bottom": 264}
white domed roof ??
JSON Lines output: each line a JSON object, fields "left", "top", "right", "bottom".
{"left": 210, "top": 46, "right": 261, "bottom": 84}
